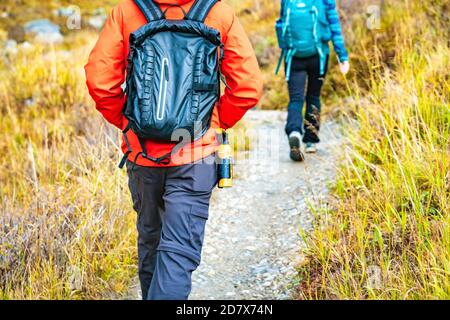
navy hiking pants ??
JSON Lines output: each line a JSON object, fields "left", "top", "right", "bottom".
{"left": 127, "top": 155, "right": 217, "bottom": 300}
{"left": 285, "top": 54, "right": 329, "bottom": 143}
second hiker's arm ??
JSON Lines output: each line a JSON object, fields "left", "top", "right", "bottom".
{"left": 219, "top": 14, "right": 264, "bottom": 129}
{"left": 85, "top": 6, "right": 126, "bottom": 130}
{"left": 324, "top": 0, "right": 349, "bottom": 63}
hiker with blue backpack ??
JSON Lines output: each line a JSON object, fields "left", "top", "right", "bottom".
{"left": 276, "top": 0, "right": 349, "bottom": 161}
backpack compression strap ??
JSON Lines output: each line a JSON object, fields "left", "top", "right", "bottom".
{"left": 133, "top": 0, "right": 164, "bottom": 22}
{"left": 118, "top": 122, "right": 172, "bottom": 169}
{"left": 185, "top": 0, "right": 220, "bottom": 22}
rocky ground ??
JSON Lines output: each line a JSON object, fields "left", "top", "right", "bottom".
{"left": 189, "top": 110, "right": 344, "bottom": 300}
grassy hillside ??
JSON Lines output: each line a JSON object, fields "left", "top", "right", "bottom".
{"left": 0, "top": 46, "right": 138, "bottom": 300}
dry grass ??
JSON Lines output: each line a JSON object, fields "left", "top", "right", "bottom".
{"left": 296, "top": 0, "right": 450, "bottom": 299}
{"left": 0, "top": 35, "right": 137, "bottom": 299}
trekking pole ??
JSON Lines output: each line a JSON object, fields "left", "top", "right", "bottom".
{"left": 216, "top": 129, "right": 233, "bottom": 188}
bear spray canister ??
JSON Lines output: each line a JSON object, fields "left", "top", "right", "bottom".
{"left": 216, "top": 129, "right": 233, "bottom": 188}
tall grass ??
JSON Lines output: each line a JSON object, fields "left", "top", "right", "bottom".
{"left": 297, "top": 0, "right": 450, "bottom": 299}
{"left": 0, "top": 39, "right": 137, "bottom": 299}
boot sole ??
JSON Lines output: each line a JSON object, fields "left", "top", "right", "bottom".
{"left": 289, "top": 136, "right": 305, "bottom": 162}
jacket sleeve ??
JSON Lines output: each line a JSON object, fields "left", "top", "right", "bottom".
{"left": 85, "top": 6, "right": 126, "bottom": 129}
{"left": 218, "top": 13, "right": 263, "bottom": 129}
{"left": 324, "top": 0, "right": 349, "bottom": 62}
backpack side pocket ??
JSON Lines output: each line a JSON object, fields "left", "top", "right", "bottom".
{"left": 276, "top": 19, "right": 288, "bottom": 49}
{"left": 319, "top": 18, "right": 332, "bottom": 42}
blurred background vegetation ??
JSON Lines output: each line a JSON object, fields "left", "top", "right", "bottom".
{"left": 0, "top": 0, "right": 449, "bottom": 299}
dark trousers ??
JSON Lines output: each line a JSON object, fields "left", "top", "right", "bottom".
{"left": 285, "top": 54, "right": 329, "bottom": 143}
{"left": 127, "top": 156, "right": 217, "bottom": 300}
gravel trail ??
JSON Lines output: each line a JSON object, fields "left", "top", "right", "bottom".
{"left": 190, "top": 110, "right": 343, "bottom": 300}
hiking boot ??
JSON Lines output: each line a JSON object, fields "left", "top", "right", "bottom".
{"left": 305, "top": 142, "right": 317, "bottom": 153}
{"left": 288, "top": 131, "right": 305, "bottom": 162}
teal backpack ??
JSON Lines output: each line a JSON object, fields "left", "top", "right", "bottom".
{"left": 275, "top": 0, "right": 332, "bottom": 80}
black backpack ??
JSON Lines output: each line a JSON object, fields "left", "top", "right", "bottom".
{"left": 119, "top": 0, "right": 224, "bottom": 168}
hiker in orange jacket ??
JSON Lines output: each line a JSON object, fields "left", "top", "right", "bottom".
{"left": 85, "top": 0, "right": 262, "bottom": 300}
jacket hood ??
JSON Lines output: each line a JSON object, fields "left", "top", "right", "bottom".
{"left": 153, "top": 0, "right": 194, "bottom": 5}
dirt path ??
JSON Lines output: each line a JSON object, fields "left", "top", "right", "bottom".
{"left": 189, "top": 110, "right": 343, "bottom": 300}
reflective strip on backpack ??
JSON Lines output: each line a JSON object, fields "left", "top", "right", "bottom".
{"left": 157, "top": 58, "right": 169, "bottom": 121}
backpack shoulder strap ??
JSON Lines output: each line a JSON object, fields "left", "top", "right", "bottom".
{"left": 185, "top": 0, "right": 220, "bottom": 22}
{"left": 280, "top": 0, "right": 290, "bottom": 19}
{"left": 133, "top": 0, "right": 164, "bottom": 22}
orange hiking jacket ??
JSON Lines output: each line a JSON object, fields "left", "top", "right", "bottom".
{"left": 85, "top": 0, "right": 263, "bottom": 167}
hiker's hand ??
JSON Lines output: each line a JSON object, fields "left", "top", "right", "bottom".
{"left": 339, "top": 60, "right": 350, "bottom": 75}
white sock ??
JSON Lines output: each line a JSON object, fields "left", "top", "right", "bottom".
{"left": 289, "top": 131, "right": 302, "bottom": 140}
